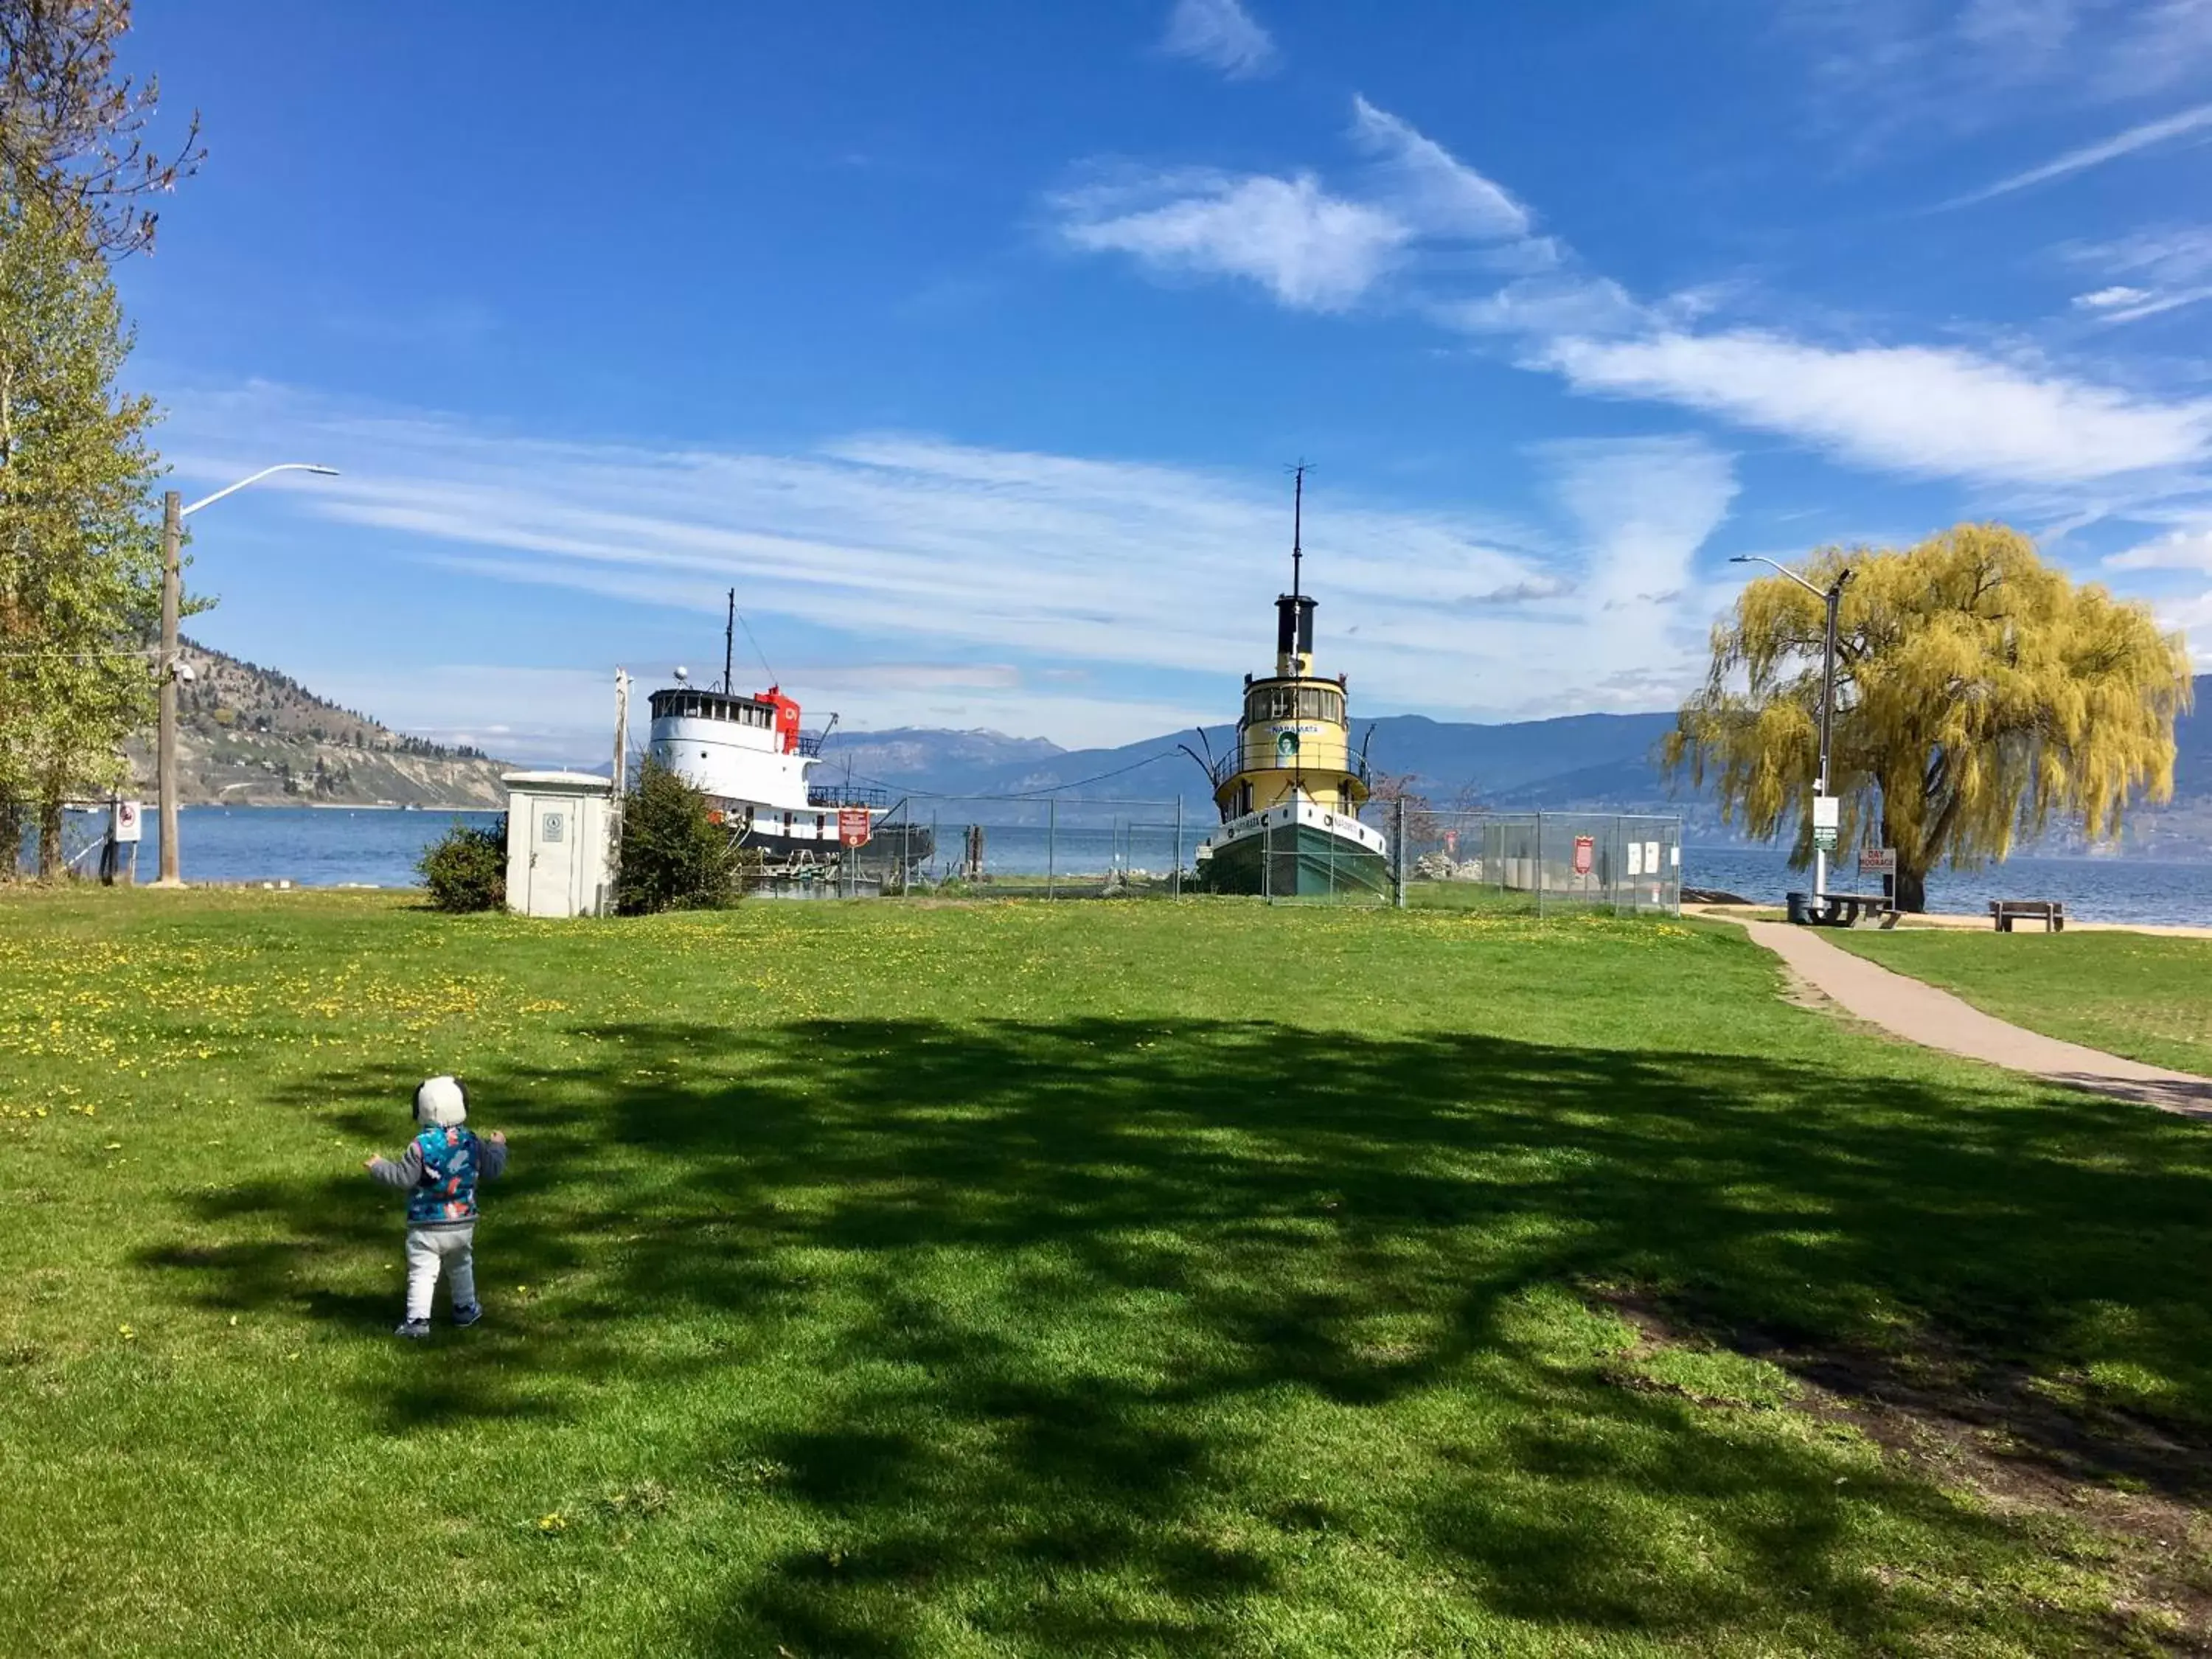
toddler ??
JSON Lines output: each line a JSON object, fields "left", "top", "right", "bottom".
{"left": 365, "top": 1075, "right": 509, "bottom": 1339}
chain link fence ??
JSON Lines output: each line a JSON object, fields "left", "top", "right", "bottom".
{"left": 859, "top": 796, "right": 1197, "bottom": 899}
{"left": 818, "top": 793, "right": 1678, "bottom": 916}
{"left": 1388, "top": 807, "right": 1683, "bottom": 916}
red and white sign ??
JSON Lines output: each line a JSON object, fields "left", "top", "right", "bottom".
{"left": 1572, "top": 835, "right": 1594, "bottom": 876}
{"left": 112, "top": 799, "right": 142, "bottom": 844}
{"left": 1443, "top": 830, "right": 1458, "bottom": 856}
{"left": 837, "top": 807, "right": 872, "bottom": 846}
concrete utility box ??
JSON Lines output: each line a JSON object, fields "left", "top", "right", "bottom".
{"left": 503, "top": 771, "right": 615, "bottom": 918}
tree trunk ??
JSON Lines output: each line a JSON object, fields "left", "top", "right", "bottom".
{"left": 0, "top": 797, "right": 22, "bottom": 880}
{"left": 1893, "top": 862, "right": 1927, "bottom": 914}
{"left": 35, "top": 790, "right": 63, "bottom": 879}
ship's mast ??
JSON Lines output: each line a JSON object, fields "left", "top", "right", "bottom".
{"left": 722, "top": 588, "right": 735, "bottom": 693}
{"left": 1291, "top": 462, "right": 1304, "bottom": 602}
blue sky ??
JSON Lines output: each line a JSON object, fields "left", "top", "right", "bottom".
{"left": 119, "top": 0, "right": 2212, "bottom": 759}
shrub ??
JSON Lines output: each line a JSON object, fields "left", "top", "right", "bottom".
{"left": 616, "top": 760, "right": 748, "bottom": 914}
{"left": 417, "top": 818, "right": 507, "bottom": 911}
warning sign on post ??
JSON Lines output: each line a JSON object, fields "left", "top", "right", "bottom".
{"left": 837, "top": 808, "right": 872, "bottom": 846}
{"left": 1859, "top": 848, "right": 1897, "bottom": 875}
{"left": 1812, "top": 794, "right": 1840, "bottom": 852}
{"left": 112, "top": 799, "right": 142, "bottom": 843}
{"left": 1572, "top": 835, "right": 1594, "bottom": 876}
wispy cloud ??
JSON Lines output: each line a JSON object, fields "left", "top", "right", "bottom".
{"left": 2059, "top": 224, "right": 2212, "bottom": 324}
{"left": 1790, "top": 0, "right": 2212, "bottom": 138}
{"left": 1160, "top": 0, "right": 1276, "bottom": 79}
{"left": 1054, "top": 170, "right": 1406, "bottom": 310}
{"left": 1348, "top": 95, "right": 1530, "bottom": 240}
{"left": 1053, "top": 102, "right": 2212, "bottom": 489}
{"left": 1947, "top": 98, "right": 2212, "bottom": 205}
{"left": 169, "top": 383, "right": 1729, "bottom": 748}
{"left": 1530, "top": 437, "right": 1743, "bottom": 706}
{"left": 2107, "top": 524, "right": 2212, "bottom": 573}
{"left": 1051, "top": 97, "right": 1551, "bottom": 313}
{"left": 1539, "top": 330, "right": 2212, "bottom": 485}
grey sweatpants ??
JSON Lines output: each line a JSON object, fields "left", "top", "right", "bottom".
{"left": 404, "top": 1225, "right": 476, "bottom": 1321}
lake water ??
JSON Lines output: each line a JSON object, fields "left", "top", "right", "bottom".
{"left": 78, "top": 806, "right": 505, "bottom": 890}
{"left": 1685, "top": 844, "right": 2212, "bottom": 928}
{"left": 39, "top": 807, "right": 2212, "bottom": 927}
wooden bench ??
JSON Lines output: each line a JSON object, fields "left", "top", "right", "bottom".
{"left": 1990, "top": 899, "right": 2065, "bottom": 933}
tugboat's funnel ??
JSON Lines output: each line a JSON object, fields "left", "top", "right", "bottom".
{"left": 1276, "top": 594, "right": 1315, "bottom": 675}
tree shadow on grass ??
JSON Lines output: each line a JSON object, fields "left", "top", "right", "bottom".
{"left": 141, "top": 1015, "right": 2212, "bottom": 1653}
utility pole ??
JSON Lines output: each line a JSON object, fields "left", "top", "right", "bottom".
{"left": 1815, "top": 576, "right": 1845, "bottom": 904}
{"left": 1731, "top": 557, "right": 1853, "bottom": 910}
{"left": 153, "top": 490, "right": 182, "bottom": 886}
{"left": 150, "top": 464, "right": 340, "bottom": 886}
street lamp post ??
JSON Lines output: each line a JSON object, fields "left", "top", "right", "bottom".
{"left": 1730, "top": 555, "right": 1854, "bottom": 906}
{"left": 153, "top": 464, "right": 341, "bottom": 886}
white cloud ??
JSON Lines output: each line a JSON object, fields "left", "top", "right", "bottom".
{"left": 170, "top": 383, "right": 1711, "bottom": 751}
{"left": 1790, "top": 1, "right": 2212, "bottom": 134}
{"left": 1946, "top": 99, "right": 2212, "bottom": 206}
{"left": 2059, "top": 226, "right": 2212, "bottom": 323}
{"left": 1053, "top": 99, "right": 1551, "bottom": 313}
{"left": 1160, "top": 0, "right": 1276, "bottom": 78}
{"left": 1526, "top": 437, "right": 1742, "bottom": 706}
{"left": 1054, "top": 170, "right": 1407, "bottom": 310}
{"left": 1538, "top": 330, "right": 2212, "bottom": 484}
{"left": 2107, "top": 526, "right": 2212, "bottom": 571}
{"left": 2073, "top": 285, "right": 2154, "bottom": 310}
{"left": 1436, "top": 274, "right": 1649, "bottom": 337}
{"left": 1349, "top": 94, "right": 1531, "bottom": 240}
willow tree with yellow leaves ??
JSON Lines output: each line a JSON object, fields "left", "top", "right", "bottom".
{"left": 1666, "top": 524, "right": 2192, "bottom": 913}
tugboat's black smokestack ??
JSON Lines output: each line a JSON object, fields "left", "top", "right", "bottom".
{"left": 1276, "top": 593, "right": 1315, "bottom": 660}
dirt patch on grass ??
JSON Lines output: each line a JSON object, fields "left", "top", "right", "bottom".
{"left": 1591, "top": 1286, "right": 2212, "bottom": 1652}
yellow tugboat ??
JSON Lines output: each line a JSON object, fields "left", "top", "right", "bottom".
{"left": 1194, "top": 469, "right": 1391, "bottom": 897}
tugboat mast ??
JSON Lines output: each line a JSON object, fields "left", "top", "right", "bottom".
{"left": 1291, "top": 460, "right": 1304, "bottom": 604}
{"left": 722, "top": 588, "right": 736, "bottom": 694}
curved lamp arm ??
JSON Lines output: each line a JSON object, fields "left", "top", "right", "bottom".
{"left": 181, "top": 463, "right": 340, "bottom": 518}
{"left": 1728, "top": 553, "right": 1832, "bottom": 599}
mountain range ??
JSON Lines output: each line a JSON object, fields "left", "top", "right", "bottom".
{"left": 818, "top": 675, "right": 2212, "bottom": 857}
{"left": 144, "top": 648, "right": 2211, "bottom": 855}
{"left": 133, "top": 639, "right": 512, "bottom": 808}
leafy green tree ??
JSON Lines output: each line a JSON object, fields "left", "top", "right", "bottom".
{"left": 616, "top": 759, "right": 751, "bottom": 914}
{"left": 1666, "top": 524, "right": 2193, "bottom": 912}
{"left": 0, "top": 176, "right": 163, "bottom": 874}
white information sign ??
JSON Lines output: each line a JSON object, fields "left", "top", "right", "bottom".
{"left": 112, "top": 799, "right": 142, "bottom": 844}
{"left": 1812, "top": 795, "right": 1840, "bottom": 830}
{"left": 1627, "top": 841, "right": 1644, "bottom": 877}
{"left": 1644, "top": 841, "right": 1660, "bottom": 876}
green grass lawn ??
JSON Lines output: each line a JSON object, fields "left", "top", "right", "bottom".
{"left": 7, "top": 890, "right": 2212, "bottom": 1655}
{"left": 1829, "top": 928, "right": 2212, "bottom": 1077}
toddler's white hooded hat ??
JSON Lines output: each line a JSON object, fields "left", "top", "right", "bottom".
{"left": 414, "top": 1075, "right": 467, "bottom": 1128}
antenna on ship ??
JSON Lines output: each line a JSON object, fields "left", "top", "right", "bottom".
{"left": 722, "top": 589, "right": 736, "bottom": 693}
{"left": 1290, "top": 460, "right": 1307, "bottom": 601}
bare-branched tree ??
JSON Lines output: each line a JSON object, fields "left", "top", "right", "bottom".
{"left": 1, "top": 0, "right": 201, "bottom": 257}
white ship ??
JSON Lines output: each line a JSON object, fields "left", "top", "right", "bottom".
{"left": 646, "top": 598, "right": 924, "bottom": 872}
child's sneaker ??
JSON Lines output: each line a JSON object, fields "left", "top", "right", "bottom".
{"left": 452, "top": 1303, "right": 483, "bottom": 1328}
{"left": 394, "top": 1318, "right": 431, "bottom": 1340}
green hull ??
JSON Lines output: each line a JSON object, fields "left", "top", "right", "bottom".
{"left": 1203, "top": 821, "right": 1391, "bottom": 899}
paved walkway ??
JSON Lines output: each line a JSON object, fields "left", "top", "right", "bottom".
{"left": 1736, "top": 919, "right": 2212, "bottom": 1118}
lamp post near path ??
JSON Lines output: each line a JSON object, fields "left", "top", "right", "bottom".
{"left": 1729, "top": 555, "right": 1854, "bottom": 905}
{"left": 152, "top": 464, "right": 341, "bottom": 886}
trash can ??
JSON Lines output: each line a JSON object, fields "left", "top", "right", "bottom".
{"left": 1786, "top": 890, "right": 1812, "bottom": 925}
